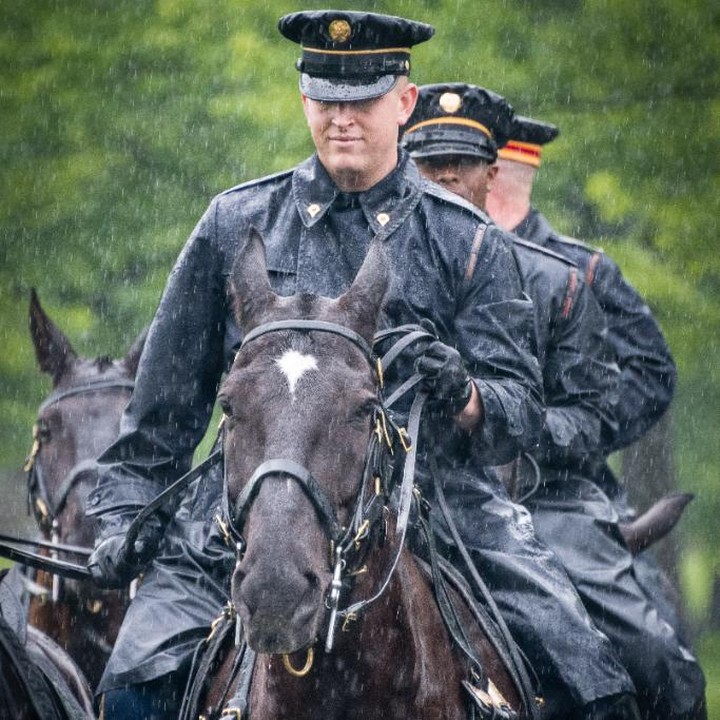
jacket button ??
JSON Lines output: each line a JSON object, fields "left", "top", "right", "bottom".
{"left": 377, "top": 212, "right": 390, "bottom": 226}
{"left": 307, "top": 203, "right": 320, "bottom": 218}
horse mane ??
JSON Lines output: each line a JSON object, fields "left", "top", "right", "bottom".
{"left": 94, "top": 355, "right": 115, "bottom": 372}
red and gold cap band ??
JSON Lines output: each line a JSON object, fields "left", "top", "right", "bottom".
{"left": 498, "top": 140, "right": 542, "bottom": 167}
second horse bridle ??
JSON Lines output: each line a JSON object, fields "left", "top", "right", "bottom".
{"left": 23, "top": 378, "right": 135, "bottom": 599}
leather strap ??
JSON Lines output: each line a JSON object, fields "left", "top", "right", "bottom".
{"left": 242, "top": 319, "right": 374, "bottom": 362}
{"left": 122, "top": 449, "right": 223, "bottom": 553}
{"left": 230, "top": 458, "right": 341, "bottom": 543}
{"left": 0, "top": 533, "right": 90, "bottom": 557}
{"left": 430, "top": 455, "right": 540, "bottom": 719}
{"left": 338, "top": 390, "right": 426, "bottom": 620}
{"left": 0, "top": 542, "right": 91, "bottom": 580}
{"left": 38, "top": 379, "right": 135, "bottom": 413}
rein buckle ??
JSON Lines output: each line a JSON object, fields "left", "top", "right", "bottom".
{"left": 219, "top": 709, "right": 243, "bottom": 720}
{"left": 352, "top": 520, "right": 370, "bottom": 549}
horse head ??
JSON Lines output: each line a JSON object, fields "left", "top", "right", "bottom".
{"left": 23, "top": 290, "right": 145, "bottom": 688}
{"left": 220, "top": 230, "right": 389, "bottom": 654}
{"left": 27, "top": 290, "right": 146, "bottom": 551}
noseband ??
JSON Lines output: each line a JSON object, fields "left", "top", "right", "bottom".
{"left": 221, "top": 319, "right": 418, "bottom": 651}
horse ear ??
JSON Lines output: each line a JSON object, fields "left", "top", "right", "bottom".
{"left": 336, "top": 240, "right": 390, "bottom": 342}
{"left": 123, "top": 326, "right": 149, "bottom": 377}
{"left": 29, "top": 289, "right": 78, "bottom": 385}
{"left": 230, "top": 228, "right": 278, "bottom": 332}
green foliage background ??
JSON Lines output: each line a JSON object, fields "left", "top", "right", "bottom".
{"left": 2, "top": 0, "right": 719, "bottom": 706}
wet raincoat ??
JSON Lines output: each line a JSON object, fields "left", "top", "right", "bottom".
{"left": 88, "top": 155, "right": 632, "bottom": 709}
{"left": 514, "top": 208, "right": 705, "bottom": 718}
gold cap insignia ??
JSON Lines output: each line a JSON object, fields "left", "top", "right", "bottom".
{"left": 328, "top": 19, "right": 352, "bottom": 43}
{"left": 307, "top": 203, "right": 321, "bottom": 218}
{"left": 377, "top": 212, "right": 390, "bottom": 227}
{"left": 439, "top": 92, "right": 463, "bottom": 114}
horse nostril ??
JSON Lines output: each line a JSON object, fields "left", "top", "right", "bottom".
{"left": 304, "top": 572, "right": 320, "bottom": 592}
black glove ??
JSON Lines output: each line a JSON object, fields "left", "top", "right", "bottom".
{"left": 88, "top": 510, "right": 164, "bottom": 589}
{"left": 413, "top": 340, "right": 473, "bottom": 415}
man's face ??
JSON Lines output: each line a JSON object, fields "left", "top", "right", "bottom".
{"left": 415, "top": 155, "right": 498, "bottom": 210}
{"left": 302, "top": 79, "right": 418, "bottom": 192}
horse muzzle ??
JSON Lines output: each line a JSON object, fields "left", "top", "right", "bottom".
{"left": 232, "top": 557, "right": 330, "bottom": 654}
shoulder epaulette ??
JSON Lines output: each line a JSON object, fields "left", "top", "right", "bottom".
{"left": 555, "top": 234, "right": 603, "bottom": 254}
{"left": 553, "top": 235, "right": 607, "bottom": 286}
{"left": 218, "top": 167, "right": 295, "bottom": 197}
{"left": 511, "top": 236, "right": 578, "bottom": 267}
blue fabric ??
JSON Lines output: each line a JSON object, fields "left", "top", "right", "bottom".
{"left": 101, "top": 671, "right": 186, "bottom": 720}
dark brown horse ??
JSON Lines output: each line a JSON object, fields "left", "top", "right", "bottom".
{"left": 189, "top": 234, "right": 526, "bottom": 719}
{"left": 19, "top": 290, "right": 145, "bottom": 689}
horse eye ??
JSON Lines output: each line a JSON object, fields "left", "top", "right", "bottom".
{"left": 36, "top": 423, "right": 51, "bottom": 441}
{"left": 217, "top": 396, "right": 233, "bottom": 417}
{"left": 351, "top": 398, "right": 376, "bottom": 422}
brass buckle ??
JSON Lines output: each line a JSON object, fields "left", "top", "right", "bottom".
{"left": 214, "top": 513, "right": 233, "bottom": 547}
{"left": 220, "top": 709, "right": 243, "bottom": 720}
{"left": 376, "top": 357, "right": 384, "bottom": 389}
{"left": 352, "top": 519, "right": 370, "bottom": 549}
{"left": 207, "top": 602, "right": 235, "bottom": 641}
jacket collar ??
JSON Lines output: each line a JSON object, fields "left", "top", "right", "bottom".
{"left": 514, "top": 207, "right": 555, "bottom": 248}
{"left": 292, "top": 149, "right": 421, "bottom": 235}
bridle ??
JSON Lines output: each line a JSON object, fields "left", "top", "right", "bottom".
{"left": 220, "top": 319, "right": 425, "bottom": 653}
{"left": 25, "top": 378, "right": 135, "bottom": 535}
{"left": 22, "top": 378, "right": 135, "bottom": 599}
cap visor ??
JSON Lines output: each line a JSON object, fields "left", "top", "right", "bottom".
{"left": 405, "top": 140, "right": 495, "bottom": 162}
{"left": 300, "top": 74, "right": 398, "bottom": 102}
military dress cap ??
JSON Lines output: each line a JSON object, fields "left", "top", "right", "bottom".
{"left": 498, "top": 115, "right": 559, "bottom": 168}
{"left": 400, "top": 83, "right": 515, "bottom": 163}
{"left": 278, "top": 10, "right": 434, "bottom": 102}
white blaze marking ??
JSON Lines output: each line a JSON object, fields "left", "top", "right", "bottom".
{"left": 275, "top": 349, "right": 318, "bottom": 399}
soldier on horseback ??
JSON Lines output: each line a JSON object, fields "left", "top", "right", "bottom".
{"left": 402, "top": 82, "right": 706, "bottom": 719}
{"left": 487, "top": 108, "right": 707, "bottom": 720}
{"left": 87, "top": 10, "right": 637, "bottom": 719}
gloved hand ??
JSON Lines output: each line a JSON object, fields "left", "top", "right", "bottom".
{"left": 88, "top": 510, "right": 164, "bottom": 589}
{"left": 413, "top": 340, "right": 474, "bottom": 415}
